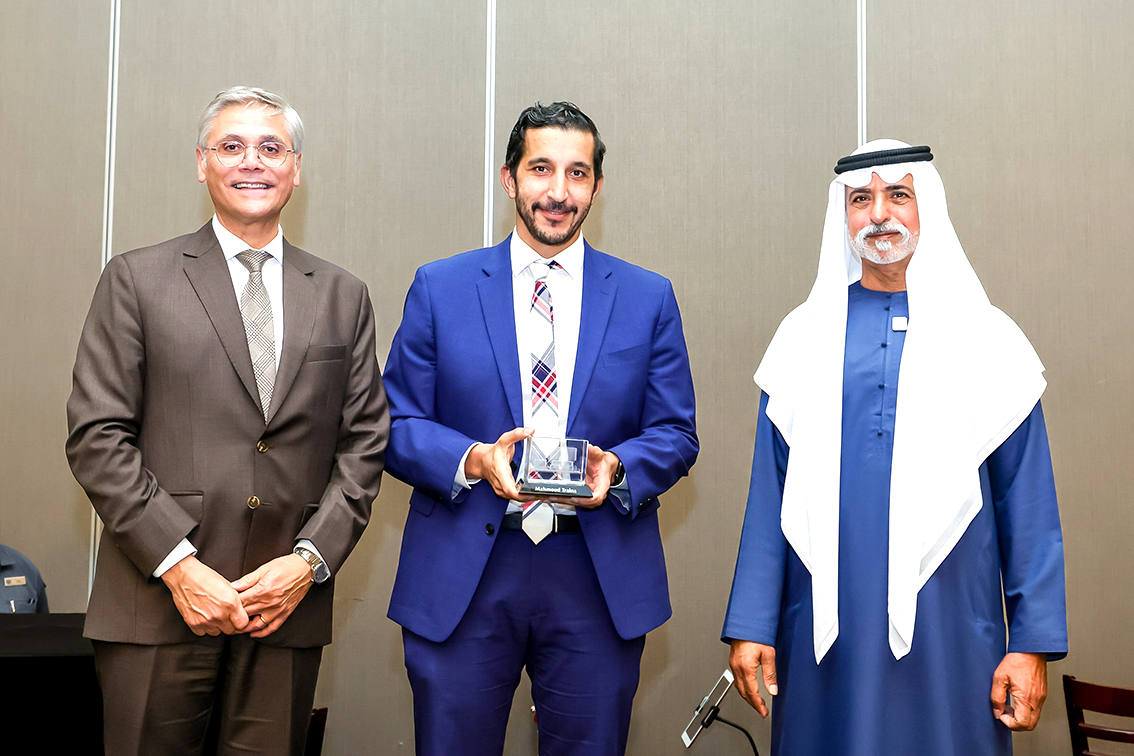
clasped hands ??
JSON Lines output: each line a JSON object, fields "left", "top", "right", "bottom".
{"left": 729, "top": 639, "right": 1048, "bottom": 731}
{"left": 161, "top": 552, "right": 314, "bottom": 638}
{"left": 464, "top": 427, "right": 621, "bottom": 509}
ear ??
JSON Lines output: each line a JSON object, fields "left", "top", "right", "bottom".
{"left": 292, "top": 153, "right": 302, "bottom": 187}
{"left": 500, "top": 165, "right": 517, "bottom": 199}
{"left": 591, "top": 174, "right": 604, "bottom": 200}
{"left": 197, "top": 147, "right": 208, "bottom": 183}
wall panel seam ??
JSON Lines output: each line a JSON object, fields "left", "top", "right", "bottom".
{"left": 92, "top": 0, "right": 121, "bottom": 597}
{"left": 857, "top": 0, "right": 867, "bottom": 145}
{"left": 482, "top": 0, "right": 497, "bottom": 248}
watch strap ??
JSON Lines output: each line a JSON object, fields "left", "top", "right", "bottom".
{"left": 293, "top": 546, "right": 330, "bottom": 584}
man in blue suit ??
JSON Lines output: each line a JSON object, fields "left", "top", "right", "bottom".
{"left": 383, "top": 102, "right": 698, "bottom": 756}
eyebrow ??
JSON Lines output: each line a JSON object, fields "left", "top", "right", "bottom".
{"left": 525, "top": 156, "right": 592, "bottom": 171}
{"left": 848, "top": 183, "right": 914, "bottom": 196}
{"left": 216, "top": 133, "right": 287, "bottom": 144}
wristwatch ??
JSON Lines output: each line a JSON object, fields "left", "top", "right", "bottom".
{"left": 293, "top": 546, "right": 330, "bottom": 584}
{"left": 611, "top": 460, "right": 627, "bottom": 488}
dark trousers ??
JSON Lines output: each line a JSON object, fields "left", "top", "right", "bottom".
{"left": 93, "top": 634, "right": 322, "bottom": 756}
{"left": 403, "top": 528, "right": 646, "bottom": 756}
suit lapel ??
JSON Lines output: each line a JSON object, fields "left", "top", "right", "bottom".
{"left": 182, "top": 224, "right": 261, "bottom": 410}
{"left": 477, "top": 238, "right": 523, "bottom": 427}
{"left": 268, "top": 240, "right": 317, "bottom": 424}
{"left": 567, "top": 243, "right": 615, "bottom": 433}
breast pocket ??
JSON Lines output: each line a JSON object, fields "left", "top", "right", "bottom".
{"left": 306, "top": 344, "right": 348, "bottom": 363}
{"left": 3, "top": 595, "right": 38, "bottom": 613}
{"left": 600, "top": 342, "right": 650, "bottom": 366}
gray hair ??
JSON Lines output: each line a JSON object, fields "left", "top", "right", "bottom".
{"left": 197, "top": 86, "right": 304, "bottom": 154}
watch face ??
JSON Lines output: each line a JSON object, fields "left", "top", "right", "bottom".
{"left": 295, "top": 549, "right": 325, "bottom": 579}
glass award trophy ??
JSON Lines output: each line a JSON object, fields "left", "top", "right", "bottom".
{"left": 516, "top": 436, "right": 592, "bottom": 497}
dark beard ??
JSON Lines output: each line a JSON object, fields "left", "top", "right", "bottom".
{"left": 517, "top": 197, "right": 592, "bottom": 248}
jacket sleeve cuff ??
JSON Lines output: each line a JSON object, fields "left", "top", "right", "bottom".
{"left": 452, "top": 443, "right": 482, "bottom": 499}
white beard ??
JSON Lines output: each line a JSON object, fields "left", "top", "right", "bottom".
{"left": 850, "top": 222, "right": 919, "bottom": 264}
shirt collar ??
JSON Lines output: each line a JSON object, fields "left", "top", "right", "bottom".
{"left": 509, "top": 229, "right": 584, "bottom": 279}
{"left": 211, "top": 215, "right": 284, "bottom": 263}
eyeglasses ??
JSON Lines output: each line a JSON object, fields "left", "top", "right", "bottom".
{"left": 206, "top": 140, "right": 295, "bottom": 168}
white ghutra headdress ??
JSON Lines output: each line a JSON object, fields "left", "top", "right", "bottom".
{"left": 756, "top": 140, "right": 1046, "bottom": 662}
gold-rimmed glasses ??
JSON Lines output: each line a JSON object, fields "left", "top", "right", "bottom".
{"left": 206, "top": 140, "right": 295, "bottom": 168}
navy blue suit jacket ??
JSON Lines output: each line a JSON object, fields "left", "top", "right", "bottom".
{"left": 384, "top": 237, "right": 698, "bottom": 642}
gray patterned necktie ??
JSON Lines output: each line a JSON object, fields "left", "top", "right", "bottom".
{"left": 236, "top": 250, "right": 276, "bottom": 421}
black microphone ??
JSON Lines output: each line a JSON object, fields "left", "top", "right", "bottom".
{"left": 681, "top": 668, "right": 760, "bottom": 755}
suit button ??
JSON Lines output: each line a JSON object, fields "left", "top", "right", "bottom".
{"left": 256, "top": 441, "right": 269, "bottom": 453}
{"left": 247, "top": 496, "right": 261, "bottom": 509}
{"left": 485, "top": 523, "right": 495, "bottom": 536}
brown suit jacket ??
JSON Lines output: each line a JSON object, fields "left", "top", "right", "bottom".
{"left": 66, "top": 223, "right": 389, "bottom": 648}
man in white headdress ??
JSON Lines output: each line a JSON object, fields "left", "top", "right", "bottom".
{"left": 721, "top": 141, "right": 1067, "bottom": 755}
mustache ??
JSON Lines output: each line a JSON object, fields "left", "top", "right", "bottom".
{"left": 855, "top": 222, "right": 911, "bottom": 245}
{"left": 534, "top": 199, "right": 576, "bottom": 214}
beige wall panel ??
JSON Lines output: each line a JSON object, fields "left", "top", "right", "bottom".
{"left": 495, "top": 1, "right": 856, "bottom": 752}
{"left": 112, "top": 1, "right": 485, "bottom": 752}
{"left": 867, "top": 2, "right": 1134, "bottom": 754}
{"left": 0, "top": 1, "right": 110, "bottom": 612}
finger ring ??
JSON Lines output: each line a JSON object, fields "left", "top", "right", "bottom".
{"left": 258, "top": 615, "right": 268, "bottom": 627}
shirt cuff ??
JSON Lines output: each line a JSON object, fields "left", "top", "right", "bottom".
{"left": 607, "top": 460, "right": 630, "bottom": 513}
{"left": 611, "top": 468, "right": 629, "bottom": 491}
{"left": 153, "top": 538, "right": 197, "bottom": 578}
{"left": 452, "top": 443, "right": 482, "bottom": 499}
{"left": 294, "top": 539, "right": 325, "bottom": 565}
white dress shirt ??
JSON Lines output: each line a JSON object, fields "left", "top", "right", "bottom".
{"left": 454, "top": 231, "right": 585, "bottom": 516}
{"left": 213, "top": 215, "right": 284, "bottom": 370}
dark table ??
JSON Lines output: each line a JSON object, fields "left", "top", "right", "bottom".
{"left": 0, "top": 613, "right": 103, "bottom": 754}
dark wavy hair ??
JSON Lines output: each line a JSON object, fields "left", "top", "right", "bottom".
{"left": 504, "top": 102, "right": 606, "bottom": 181}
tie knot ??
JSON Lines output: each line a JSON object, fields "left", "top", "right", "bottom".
{"left": 532, "top": 259, "right": 561, "bottom": 280}
{"left": 236, "top": 249, "right": 271, "bottom": 273}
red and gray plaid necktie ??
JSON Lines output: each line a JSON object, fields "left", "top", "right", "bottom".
{"left": 522, "top": 260, "right": 562, "bottom": 543}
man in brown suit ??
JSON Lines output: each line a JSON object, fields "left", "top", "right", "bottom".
{"left": 66, "top": 86, "right": 389, "bottom": 756}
